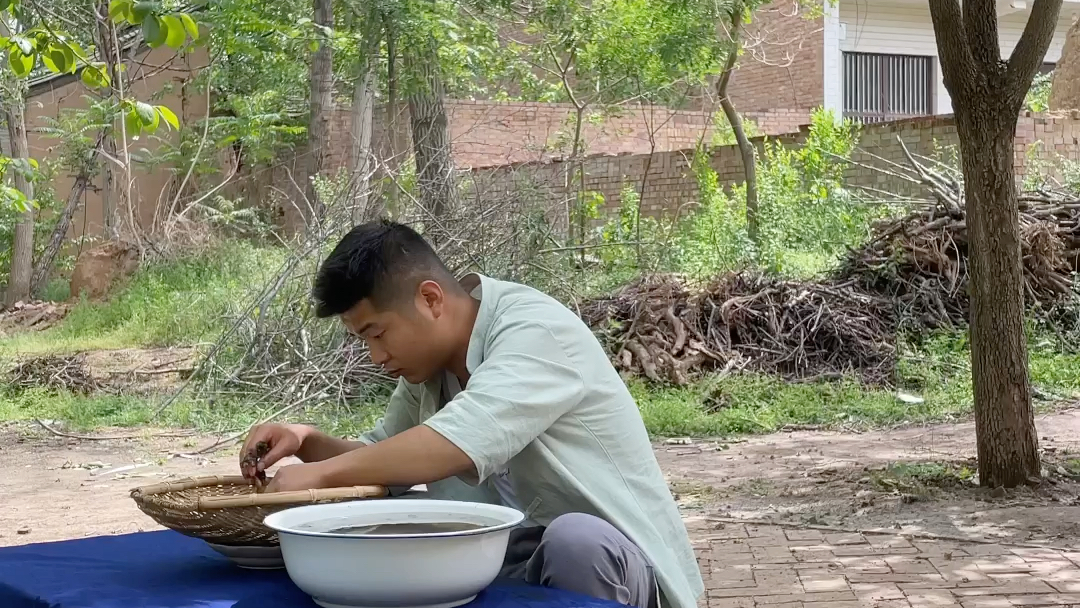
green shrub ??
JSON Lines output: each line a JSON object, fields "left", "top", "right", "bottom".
{"left": 0, "top": 243, "right": 285, "bottom": 354}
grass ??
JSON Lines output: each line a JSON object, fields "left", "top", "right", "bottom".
{"left": 634, "top": 331, "right": 1080, "bottom": 439}
{"left": 0, "top": 243, "right": 285, "bottom": 357}
{"left": 0, "top": 386, "right": 387, "bottom": 437}
{"left": 5, "top": 326, "right": 1080, "bottom": 438}
{"left": 4, "top": 240, "right": 1080, "bottom": 439}
{"left": 634, "top": 372, "right": 963, "bottom": 438}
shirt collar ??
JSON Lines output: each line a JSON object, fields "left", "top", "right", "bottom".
{"left": 460, "top": 272, "right": 493, "bottom": 375}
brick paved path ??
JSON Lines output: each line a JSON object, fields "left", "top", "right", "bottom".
{"left": 692, "top": 521, "right": 1080, "bottom": 608}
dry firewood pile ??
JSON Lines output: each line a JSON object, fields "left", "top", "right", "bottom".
{"left": 0, "top": 300, "right": 68, "bottom": 337}
{"left": 8, "top": 354, "right": 105, "bottom": 394}
{"left": 836, "top": 148, "right": 1080, "bottom": 331}
{"left": 583, "top": 144, "right": 1080, "bottom": 385}
{"left": 581, "top": 273, "right": 897, "bottom": 385}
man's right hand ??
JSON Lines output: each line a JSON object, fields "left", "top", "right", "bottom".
{"left": 239, "top": 423, "right": 311, "bottom": 481}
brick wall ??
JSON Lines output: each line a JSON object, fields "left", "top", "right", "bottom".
{"left": 745, "top": 109, "right": 814, "bottom": 139}
{"left": 246, "top": 99, "right": 815, "bottom": 211}
{"left": 466, "top": 112, "right": 1080, "bottom": 220}
{"left": 468, "top": 135, "right": 796, "bottom": 219}
{"left": 317, "top": 100, "right": 810, "bottom": 172}
{"left": 842, "top": 112, "right": 1080, "bottom": 199}
{"left": 726, "top": 0, "right": 824, "bottom": 113}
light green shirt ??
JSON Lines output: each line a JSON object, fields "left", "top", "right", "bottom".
{"left": 357, "top": 274, "right": 703, "bottom": 608}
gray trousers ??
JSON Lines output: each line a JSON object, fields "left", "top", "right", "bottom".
{"left": 499, "top": 513, "right": 657, "bottom": 608}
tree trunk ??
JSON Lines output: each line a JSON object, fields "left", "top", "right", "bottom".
{"left": 403, "top": 33, "right": 456, "bottom": 222}
{"left": 32, "top": 175, "right": 90, "bottom": 296}
{"left": 349, "top": 20, "right": 379, "bottom": 223}
{"left": 715, "top": 7, "right": 759, "bottom": 244}
{"left": 570, "top": 104, "right": 587, "bottom": 259}
{"left": 719, "top": 97, "right": 758, "bottom": 243}
{"left": 384, "top": 24, "right": 407, "bottom": 213}
{"left": 94, "top": 1, "right": 120, "bottom": 239}
{"left": 4, "top": 95, "right": 34, "bottom": 306}
{"left": 1049, "top": 15, "right": 1080, "bottom": 110}
{"left": 350, "top": 61, "right": 376, "bottom": 222}
{"left": 928, "top": 0, "right": 1062, "bottom": 487}
{"left": 296, "top": 0, "right": 334, "bottom": 235}
{"left": 958, "top": 110, "right": 1040, "bottom": 488}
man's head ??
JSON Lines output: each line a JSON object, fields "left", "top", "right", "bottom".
{"left": 313, "top": 221, "right": 471, "bottom": 383}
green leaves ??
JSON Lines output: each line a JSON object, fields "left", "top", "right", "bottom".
{"left": 135, "top": 101, "right": 158, "bottom": 126}
{"left": 132, "top": 1, "right": 158, "bottom": 24}
{"left": 162, "top": 15, "right": 186, "bottom": 49}
{"left": 7, "top": 45, "right": 32, "bottom": 77}
{"left": 109, "top": 0, "right": 200, "bottom": 48}
{"left": 107, "top": 0, "right": 127, "bottom": 21}
{"left": 124, "top": 109, "right": 142, "bottom": 139}
{"left": 2, "top": 185, "right": 33, "bottom": 213}
{"left": 156, "top": 105, "right": 179, "bottom": 130}
{"left": 120, "top": 99, "right": 180, "bottom": 138}
{"left": 142, "top": 15, "right": 166, "bottom": 48}
{"left": 0, "top": 155, "right": 40, "bottom": 212}
{"left": 81, "top": 63, "right": 111, "bottom": 88}
{"left": 11, "top": 35, "right": 31, "bottom": 56}
{"left": 41, "top": 41, "right": 78, "bottom": 74}
{"left": 0, "top": 23, "right": 88, "bottom": 82}
{"left": 180, "top": 13, "right": 200, "bottom": 40}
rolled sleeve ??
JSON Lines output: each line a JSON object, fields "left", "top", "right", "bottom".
{"left": 423, "top": 321, "right": 584, "bottom": 483}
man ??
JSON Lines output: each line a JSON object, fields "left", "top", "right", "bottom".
{"left": 240, "top": 221, "right": 703, "bottom": 608}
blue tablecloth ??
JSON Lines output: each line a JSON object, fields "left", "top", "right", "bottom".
{"left": 0, "top": 530, "right": 619, "bottom": 608}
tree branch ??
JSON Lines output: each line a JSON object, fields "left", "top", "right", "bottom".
{"left": 716, "top": 26, "right": 740, "bottom": 98}
{"left": 1006, "top": 0, "right": 1064, "bottom": 103}
{"left": 928, "top": 0, "right": 977, "bottom": 100}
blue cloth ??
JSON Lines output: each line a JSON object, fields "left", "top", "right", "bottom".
{"left": 0, "top": 530, "right": 621, "bottom": 608}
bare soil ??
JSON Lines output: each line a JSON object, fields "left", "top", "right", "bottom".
{"left": 660, "top": 407, "right": 1080, "bottom": 548}
{"left": 4, "top": 410, "right": 1080, "bottom": 549}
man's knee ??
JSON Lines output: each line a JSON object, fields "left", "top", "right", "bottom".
{"left": 540, "top": 513, "right": 613, "bottom": 563}
{"left": 529, "top": 513, "right": 655, "bottom": 608}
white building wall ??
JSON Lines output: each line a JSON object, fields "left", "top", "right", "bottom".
{"left": 823, "top": 0, "right": 843, "bottom": 118}
{"left": 837, "top": 0, "right": 1077, "bottom": 115}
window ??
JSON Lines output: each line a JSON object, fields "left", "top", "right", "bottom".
{"left": 843, "top": 52, "right": 934, "bottom": 124}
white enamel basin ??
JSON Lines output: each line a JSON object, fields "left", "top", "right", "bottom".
{"left": 264, "top": 499, "right": 524, "bottom": 608}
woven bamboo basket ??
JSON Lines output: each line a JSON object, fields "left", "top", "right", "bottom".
{"left": 131, "top": 475, "right": 388, "bottom": 546}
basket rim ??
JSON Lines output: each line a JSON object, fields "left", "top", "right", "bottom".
{"left": 130, "top": 475, "right": 387, "bottom": 510}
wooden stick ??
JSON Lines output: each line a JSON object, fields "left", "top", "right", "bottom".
{"left": 34, "top": 419, "right": 194, "bottom": 441}
{"left": 198, "top": 485, "right": 387, "bottom": 509}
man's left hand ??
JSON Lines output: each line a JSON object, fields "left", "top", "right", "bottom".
{"left": 265, "top": 461, "right": 329, "bottom": 493}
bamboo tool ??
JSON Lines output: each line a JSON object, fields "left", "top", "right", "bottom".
{"left": 131, "top": 475, "right": 387, "bottom": 546}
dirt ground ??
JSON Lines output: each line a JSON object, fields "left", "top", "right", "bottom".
{"left": 4, "top": 410, "right": 1080, "bottom": 549}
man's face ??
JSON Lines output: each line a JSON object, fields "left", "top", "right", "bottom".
{"left": 340, "top": 282, "right": 448, "bottom": 384}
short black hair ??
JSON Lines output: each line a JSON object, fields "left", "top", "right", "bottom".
{"left": 312, "top": 220, "right": 453, "bottom": 318}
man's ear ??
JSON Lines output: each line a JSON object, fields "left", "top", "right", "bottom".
{"left": 416, "top": 280, "right": 446, "bottom": 319}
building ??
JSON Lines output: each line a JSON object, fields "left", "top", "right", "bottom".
{"left": 728, "top": 0, "right": 1079, "bottom": 124}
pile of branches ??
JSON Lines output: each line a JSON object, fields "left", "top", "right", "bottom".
{"left": 155, "top": 161, "right": 579, "bottom": 423}
{"left": 160, "top": 194, "right": 391, "bottom": 418}
{"left": 7, "top": 354, "right": 104, "bottom": 394}
{"left": 582, "top": 273, "right": 897, "bottom": 385}
{"left": 836, "top": 142, "right": 1080, "bottom": 331}
{"left": 0, "top": 300, "right": 68, "bottom": 337}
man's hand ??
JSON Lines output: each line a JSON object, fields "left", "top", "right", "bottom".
{"left": 264, "top": 461, "right": 330, "bottom": 493}
{"left": 239, "top": 424, "right": 310, "bottom": 482}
